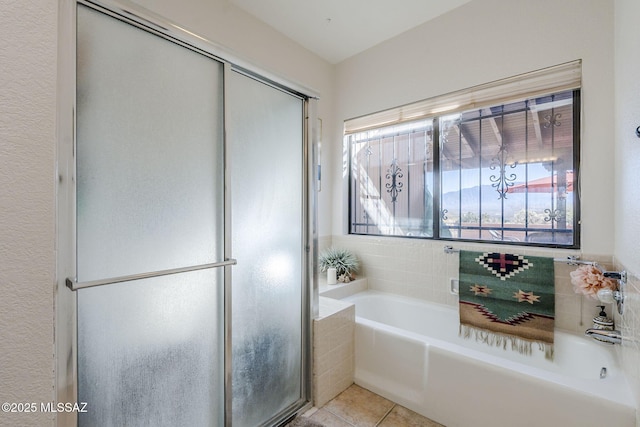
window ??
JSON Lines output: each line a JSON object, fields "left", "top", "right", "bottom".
{"left": 347, "top": 62, "right": 580, "bottom": 247}
{"left": 349, "top": 119, "right": 435, "bottom": 237}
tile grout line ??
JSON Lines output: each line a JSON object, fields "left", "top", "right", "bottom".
{"left": 374, "top": 404, "right": 396, "bottom": 427}
{"left": 320, "top": 405, "right": 357, "bottom": 427}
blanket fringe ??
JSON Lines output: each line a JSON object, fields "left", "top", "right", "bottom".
{"left": 459, "top": 324, "right": 554, "bottom": 360}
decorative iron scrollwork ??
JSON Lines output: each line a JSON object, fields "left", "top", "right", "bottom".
{"left": 386, "top": 159, "right": 404, "bottom": 202}
{"left": 544, "top": 208, "right": 564, "bottom": 223}
{"left": 543, "top": 113, "right": 562, "bottom": 128}
{"left": 442, "top": 209, "right": 448, "bottom": 221}
{"left": 489, "top": 144, "right": 517, "bottom": 199}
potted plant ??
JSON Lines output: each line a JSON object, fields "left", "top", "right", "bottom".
{"left": 318, "top": 247, "right": 359, "bottom": 283}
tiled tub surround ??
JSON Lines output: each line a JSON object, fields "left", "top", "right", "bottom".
{"left": 331, "top": 234, "right": 618, "bottom": 334}
{"left": 342, "top": 290, "right": 635, "bottom": 427}
{"left": 616, "top": 268, "right": 640, "bottom": 425}
{"left": 313, "top": 297, "right": 355, "bottom": 407}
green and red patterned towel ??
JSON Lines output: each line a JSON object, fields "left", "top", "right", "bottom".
{"left": 459, "top": 250, "right": 555, "bottom": 359}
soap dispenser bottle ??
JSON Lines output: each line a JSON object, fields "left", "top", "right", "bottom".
{"left": 593, "top": 305, "right": 614, "bottom": 331}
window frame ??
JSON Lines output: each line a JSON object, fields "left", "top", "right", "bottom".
{"left": 347, "top": 89, "right": 581, "bottom": 249}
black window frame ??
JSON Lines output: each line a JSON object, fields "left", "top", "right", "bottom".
{"left": 347, "top": 89, "right": 581, "bottom": 249}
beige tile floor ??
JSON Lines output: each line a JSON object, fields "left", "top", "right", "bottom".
{"left": 306, "top": 384, "right": 445, "bottom": 427}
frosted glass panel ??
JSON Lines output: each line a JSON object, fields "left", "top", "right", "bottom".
{"left": 76, "top": 5, "right": 224, "bottom": 282}
{"left": 78, "top": 270, "right": 224, "bottom": 426}
{"left": 76, "top": 5, "right": 225, "bottom": 427}
{"left": 229, "top": 72, "right": 304, "bottom": 427}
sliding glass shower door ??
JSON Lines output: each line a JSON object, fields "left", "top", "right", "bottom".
{"left": 75, "top": 4, "right": 226, "bottom": 425}
{"left": 73, "top": 2, "right": 310, "bottom": 426}
{"left": 228, "top": 71, "right": 306, "bottom": 426}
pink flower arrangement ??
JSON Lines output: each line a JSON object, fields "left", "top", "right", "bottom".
{"left": 570, "top": 265, "right": 617, "bottom": 299}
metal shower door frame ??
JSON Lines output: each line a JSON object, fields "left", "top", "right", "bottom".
{"left": 56, "top": 1, "right": 318, "bottom": 425}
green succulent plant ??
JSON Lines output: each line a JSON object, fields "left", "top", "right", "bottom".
{"left": 318, "top": 247, "right": 359, "bottom": 277}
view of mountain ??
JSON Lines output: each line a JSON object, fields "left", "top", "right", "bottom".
{"left": 441, "top": 184, "right": 571, "bottom": 217}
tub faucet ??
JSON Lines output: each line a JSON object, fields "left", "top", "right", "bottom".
{"left": 585, "top": 328, "right": 622, "bottom": 345}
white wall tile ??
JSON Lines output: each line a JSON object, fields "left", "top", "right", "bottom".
{"left": 326, "top": 235, "right": 616, "bottom": 332}
{"left": 312, "top": 302, "right": 355, "bottom": 407}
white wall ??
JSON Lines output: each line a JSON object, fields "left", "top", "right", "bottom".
{"left": 0, "top": 1, "right": 333, "bottom": 426}
{"left": 615, "top": 0, "right": 640, "bottom": 270}
{"left": 0, "top": 1, "right": 57, "bottom": 426}
{"left": 614, "top": 0, "right": 640, "bottom": 420}
{"left": 333, "top": 0, "right": 615, "bottom": 257}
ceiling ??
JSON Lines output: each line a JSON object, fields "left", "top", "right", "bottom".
{"left": 229, "top": 0, "right": 473, "bottom": 64}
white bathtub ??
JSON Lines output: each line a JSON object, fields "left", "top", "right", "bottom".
{"left": 342, "top": 291, "right": 636, "bottom": 427}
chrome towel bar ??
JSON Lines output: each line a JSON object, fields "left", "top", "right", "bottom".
{"left": 66, "top": 259, "right": 237, "bottom": 291}
{"left": 444, "top": 247, "right": 585, "bottom": 267}
{"left": 553, "top": 256, "right": 626, "bottom": 281}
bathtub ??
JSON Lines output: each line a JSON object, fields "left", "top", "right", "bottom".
{"left": 342, "top": 291, "right": 636, "bottom": 427}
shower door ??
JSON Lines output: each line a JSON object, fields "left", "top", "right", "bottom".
{"left": 75, "top": 4, "right": 227, "bottom": 426}
{"left": 228, "top": 71, "right": 308, "bottom": 427}
{"left": 72, "top": 2, "right": 310, "bottom": 426}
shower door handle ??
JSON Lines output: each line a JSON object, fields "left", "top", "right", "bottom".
{"left": 66, "top": 258, "right": 237, "bottom": 291}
